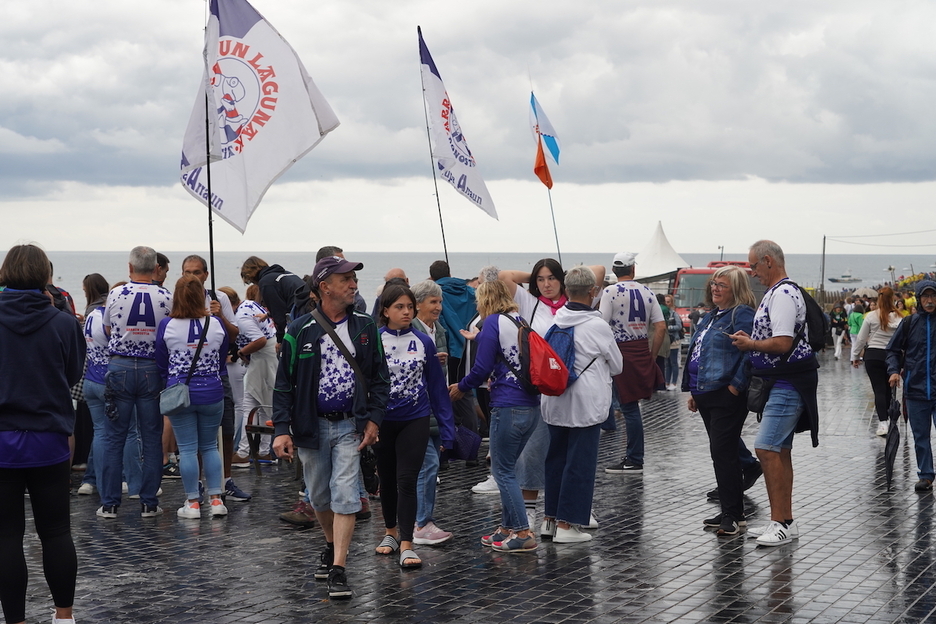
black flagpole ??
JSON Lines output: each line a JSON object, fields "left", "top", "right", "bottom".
{"left": 204, "top": 88, "right": 216, "bottom": 293}
{"left": 417, "top": 30, "right": 449, "bottom": 267}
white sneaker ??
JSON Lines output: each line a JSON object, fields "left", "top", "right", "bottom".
{"left": 540, "top": 518, "right": 557, "bottom": 540}
{"left": 755, "top": 520, "right": 799, "bottom": 546}
{"left": 876, "top": 421, "right": 889, "bottom": 437}
{"left": 210, "top": 499, "right": 228, "bottom": 517}
{"left": 584, "top": 511, "right": 599, "bottom": 529}
{"left": 122, "top": 482, "right": 129, "bottom": 495}
{"left": 554, "top": 525, "right": 594, "bottom": 543}
{"left": 526, "top": 508, "right": 537, "bottom": 532}
{"left": 471, "top": 474, "right": 500, "bottom": 494}
{"left": 177, "top": 500, "right": 201, "bottom": 519}
{"left": 77, "top": 483, "right": 96, "bottom": 495}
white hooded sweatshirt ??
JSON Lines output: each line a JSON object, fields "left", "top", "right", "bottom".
{"left": 541, "top": 304, "right": 623, "bottom": 428}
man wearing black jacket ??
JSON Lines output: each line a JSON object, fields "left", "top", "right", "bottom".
{"left": 887, "top": 279, "right": 936, "bottom": 492}
{"left": 272, "top": 255, "right": 389, "bottom": 600}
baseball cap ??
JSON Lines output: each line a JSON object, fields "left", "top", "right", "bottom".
{"left": 612, "top": 252, "right": 637, "bottom": 268}
{"left": 312, "top": 256, "right": 363, "bottom": 286}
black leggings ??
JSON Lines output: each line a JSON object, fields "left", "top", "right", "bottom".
{"left": 0, "top": 460, "right": 77, "bottom": 624}
{"left": 374, "top": 416, "right": 430, "bottom": 543}
{"left": 865, "top": 353, "right": 892, "bottom": 422}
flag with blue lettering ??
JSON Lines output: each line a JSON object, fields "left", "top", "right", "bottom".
{"left": 180, "top": 0, "right": 340, "bottom": 233}
{"left": 418, "top": 27, "right": 497, "bottom": 220}
{"left": 530, "top": 92, "right": 560, "bottom": 164}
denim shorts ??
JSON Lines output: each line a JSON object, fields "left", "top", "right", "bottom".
{"left": 754, "top": 386, "right": 803, "bottom": 452}
{"left": 297, "top": 417, "right": 362, "bottom": 516}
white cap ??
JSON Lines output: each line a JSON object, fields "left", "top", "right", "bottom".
{"left": 612, "top": 252, "right": 637, "bottom": 268}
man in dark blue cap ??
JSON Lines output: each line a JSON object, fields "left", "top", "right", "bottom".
{"left": 887, "top": 279, "right": 936, "bottom": 492}
{"left": 272, "top": 255, "right": 389, "bottom": 600}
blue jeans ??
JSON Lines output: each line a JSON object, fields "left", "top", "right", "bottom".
{"left": 489, "top": 405, "right": 540, "bottom": 531}
{"left": 665, "top": 348, "right": 680, "bottom": 385}
{"left": 101, "top": 357, "right": 163, "bottom": 508}
{"left": 754, "top": 387, "right": 803, "bottom": 452}
{"left": 516, "top": 412, "right": 547, "bottom": 491}
{"left": 167, "top": 401, "right": 224, "bottom": 499}
{"left": 416, "top": 434, "right": 440, "bottom": 527}
{"left": 907, "top": 399, "right": 936, "bottom": 482}
{"left": 83, "top": 380, "right": 142, "bottom": 496}
{"left": 545, "top": 424, "right": 601, "bottom": 526}
{"left": 622, "top": 401, "right": 644, "bottom": 465}
{"left": 297, "top": 418, "right": 362, "bottom": 516}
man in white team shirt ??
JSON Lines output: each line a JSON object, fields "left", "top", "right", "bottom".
{"left": 98, "top": 246, "right": 173, "bottom": 519}
{"left": 600, "top": 252, "right": 666, "bottom": 475}
{"left": 180, "top": 255, "right": 251, "bottom": 503}
{"left": 730, "top": 240, "right": 819, "bottom": 546}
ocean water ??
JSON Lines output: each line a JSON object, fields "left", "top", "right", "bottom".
{"left": 25, "top": 250, "right": 936, "bottom": 311}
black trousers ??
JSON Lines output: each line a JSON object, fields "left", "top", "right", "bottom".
{"left": 695, "top": 386, "right": 748, "bottom": 521}
{"left": 375, "top": 416, "right": 430, "bottom": 543}
{"left": 0, "top": 460, "right": 77, "bottom": 624}
{"left": 865, "top": 352, "right": 892, "bottom": 422}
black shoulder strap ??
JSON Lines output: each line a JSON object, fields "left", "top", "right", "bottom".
{"left": 183, "top": 316, "right": 211, "bottom": 385}
{"left": 311, "top": 307, "right": 364, "bottom": 380}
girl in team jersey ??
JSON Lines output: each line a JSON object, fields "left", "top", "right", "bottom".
{"left": 374, "top": 284, "right": 455, "bottom": 569}
{"left": 155, "top": 275, "right": 230, "bottom": 519}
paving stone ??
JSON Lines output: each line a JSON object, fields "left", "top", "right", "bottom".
{"left": 15, "top": 352, "right": 936, "bottom": 621}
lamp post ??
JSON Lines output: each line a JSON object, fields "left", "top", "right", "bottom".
{"left": 718, "top": 246, "right": 724, "bottom": 262}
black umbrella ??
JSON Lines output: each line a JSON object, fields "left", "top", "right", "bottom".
{"left": 885, "top": 397, "right": 902, "bottom": 490}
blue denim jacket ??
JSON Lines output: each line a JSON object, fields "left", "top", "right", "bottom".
{"left": 681, "top": 305, "right": 755, "bottom": 393}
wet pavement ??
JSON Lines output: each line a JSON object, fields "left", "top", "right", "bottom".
{"left": 20, "top": 351, "right": 936, "bottom": 623}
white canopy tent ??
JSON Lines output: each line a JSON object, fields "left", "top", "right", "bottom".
{"left": 634, "top": 221, "right": 689, "bottom": 283}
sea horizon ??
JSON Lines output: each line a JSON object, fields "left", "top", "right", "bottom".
{"left": 28, "top": 250, "right": 935, "bottom": 312}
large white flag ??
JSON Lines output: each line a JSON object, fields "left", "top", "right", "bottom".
{"left": 180, "top": 0, "right": 339, "bottom": 233}
{"left": 418, "top": 27, "right": 497, "bottom": 220}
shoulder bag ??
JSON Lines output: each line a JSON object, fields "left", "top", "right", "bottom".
{"left": 159, "top": 316, "right": 210, "bottom": 416}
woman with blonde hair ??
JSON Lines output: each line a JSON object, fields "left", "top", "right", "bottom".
{"left": 852, "top": 287, "right": 902, "bottom": 436}
{"left": 450, "top": 280, "right": 541, "bottom": 553}
{"left": 683, "top": 265, "right": 756, "bottom": 536}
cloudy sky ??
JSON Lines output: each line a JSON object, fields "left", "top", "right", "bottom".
{"left": 3, "top": 0, "right": 936, "bottom": 256}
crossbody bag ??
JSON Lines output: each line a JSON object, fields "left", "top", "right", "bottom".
{"left": 159, "top": 315, "right": 211, "bottom": 416}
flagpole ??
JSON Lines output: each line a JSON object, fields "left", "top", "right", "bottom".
{"left": 204, "top": 90, "right": 217, "bottom": 293}
{"left": 546, "top": 188, "right": 562, "bottom": 266}
{"left": 417, "top": 39, "right": 449, "bottom": 266}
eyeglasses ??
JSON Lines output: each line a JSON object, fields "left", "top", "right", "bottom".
{"left": 710, "top": 281, "right": 731, "bottom": 290}
{"left": 749, "top": 258, "right": 763, "bottom": 272}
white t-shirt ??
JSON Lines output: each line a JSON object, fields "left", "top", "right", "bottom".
{"left": 750, "top": 279, "right": 812, "bottom": 369}
{"left": 103, "top": 281, "right": 173, "bottom": 358}
{"left": 599, "top": 280, "right": 664, "bottom": 342}
{"left": 204, "top": 290, "right": 237, "bottom": 326}
{"left": 514, "top": 286, "right": 556, "bottom": 336}
{"left": 235, "top": 300, "right": 276, "bottom": 350}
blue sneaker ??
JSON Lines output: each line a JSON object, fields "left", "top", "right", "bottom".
{"left": 225, "top": 478, "right": 252, "bottom": 502}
